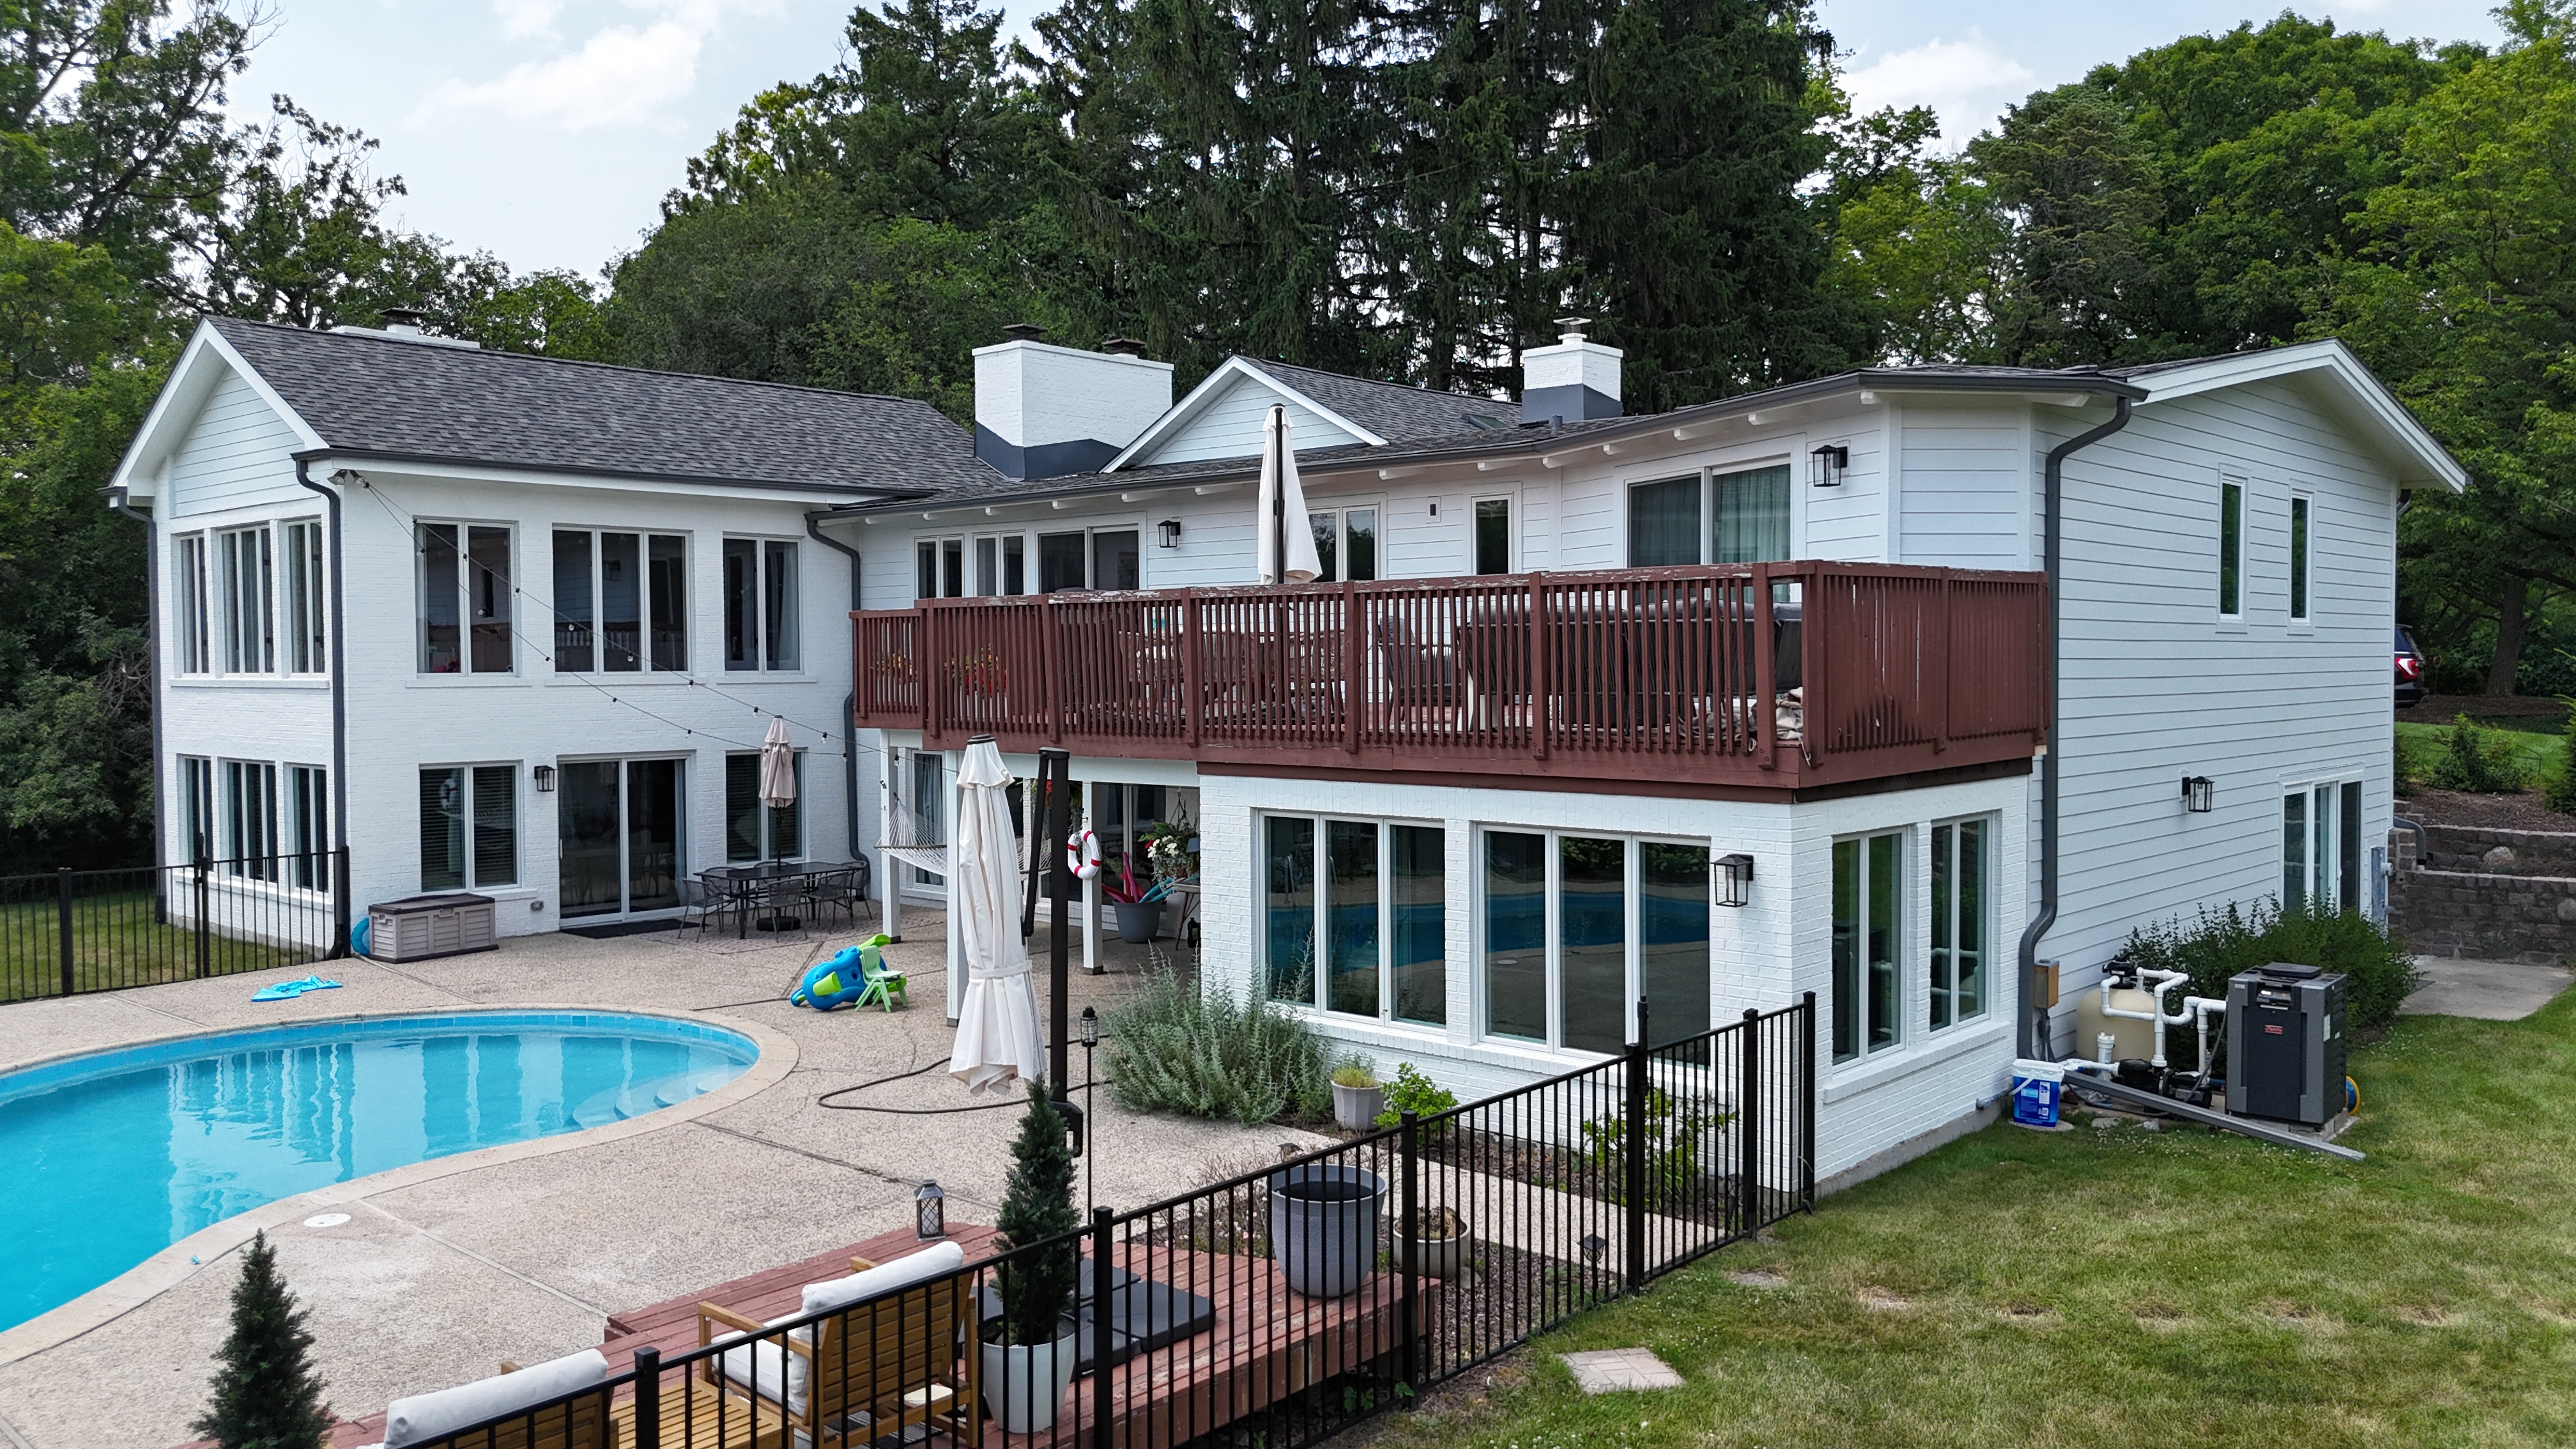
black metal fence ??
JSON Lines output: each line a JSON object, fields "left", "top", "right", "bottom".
{"left": 410, "top": 995, "right": 1816, "bottom": 1449}
{"left": 0, "top": 848, "right": 349, "bottom": 1002}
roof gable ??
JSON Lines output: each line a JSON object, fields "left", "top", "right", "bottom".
{"left": 1108, "top": 355, "right": 1512, "bottom": 471}
{"left": 2112, "top": 339, "right": 2467, "bottom": 492}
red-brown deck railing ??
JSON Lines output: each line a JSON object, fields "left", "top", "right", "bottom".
{"left": 853, "top": 562, "right": 2047, "bottom": 791}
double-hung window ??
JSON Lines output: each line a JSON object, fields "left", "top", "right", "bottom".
{"left": 1471, "top": 829, "right": 1713, "bottom": 1052}
{"left": 2218, "top": 478, "right": 2246, "bottom": 620}
{"left": 552, "top": 530, "right": 684, "bottom": 673}
{"left": 1831, "top": 831, "right": 1903, "bottom": 1063}
{"left": 1305, "top": 508, "right": 1379, "bottom": 583}
{"left": 422, "top": 523, "right": 516, "bottom": 673}
{"left": 723, "top": 539, "right": 801, "bottom": 671}
{"left": 917, "top": 537, "right": 966, "bottom": 598}
{"left": 725, "top": 752, "right": 803, "bottom": 861}
{"left": 218, "top": 526, "right": 275, "bottom": 673}
{"left": 283, "top": 520, "right": 325, "bottom": 673}
{"left": 286, "top": 765, "right": 330, "bottom": 889}
{"left": 174, "top": 534, "right": 211, "bottom": 674}
{"left": 1262, "top": 816, "right": 1446, "bottom": 1026}
{"left": 421, "top": 765, "right": 518, "bottom": 891}
{"left": 1626, "top": 464, "right": 1792, "bottom": 567}
{"left": 974, "top": 533, "right": 1025, "bottom": 595}
{"left": 1928, "top": 819, "right": 1989, "bottom": 1032}
{"left": 222, "top": 760, "right": 278, "bottom": 877}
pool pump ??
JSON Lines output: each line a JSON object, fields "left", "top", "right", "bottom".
{"left": 2088, "top": 959, "right": 2228, "bottom": 1105}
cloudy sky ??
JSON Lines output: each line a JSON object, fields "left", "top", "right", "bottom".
{"left": 241, "top": 1, "right": 2504, "bottom": 280}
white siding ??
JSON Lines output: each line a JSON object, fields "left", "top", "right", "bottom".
{"left": 166, "top": 371, "right": 310, "bottom": 518}
{"left": 1130, "top": 373, "right": 1370, "bottom": 466}
{"left": 1896, "top": 401, "right": 2030, "bottom": 569}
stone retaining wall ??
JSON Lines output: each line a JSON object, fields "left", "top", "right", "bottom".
{"left": 2404, "top": 821, "right": 2576, "bottom": 877}
{"left": 2390, "top": 824, "right": 2576, "bottom": 964}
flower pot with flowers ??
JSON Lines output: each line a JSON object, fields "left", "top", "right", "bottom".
{"left": 1101, "top": 854, "right": 1169, "bottom": 942}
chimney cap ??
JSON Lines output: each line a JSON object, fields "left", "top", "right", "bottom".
{"left": 1100, "top": 337, "right": 1147, "bottom": 356}
{"left": 1554, "top": 316, "right": 1591, "bottom": 339}
{"left": 379, "top": 307, "right": 428, "bottom": 334}
{"left": 1002, "top": 322, "right": 1048, "bottom": 341}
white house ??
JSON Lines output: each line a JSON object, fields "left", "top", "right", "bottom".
{"left": 103, "top": 315, "right": 972, "bottom": 940}
{"left": 840, "top": 326, "right": 2464, "bottom": 1184}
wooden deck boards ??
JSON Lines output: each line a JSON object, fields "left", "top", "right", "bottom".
{"left": 599, "top": 1225, "right": 1005, "bottom": 1363}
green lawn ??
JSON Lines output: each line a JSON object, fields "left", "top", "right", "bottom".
{"left": 1374, "top": 999, "right": 2576, "bottom": 1449}
{"left": 0, "top": 887, "right": 303, "bottom": 1002}
{"left": 2397, "top": 719, "right": 2566, "bottom": 788}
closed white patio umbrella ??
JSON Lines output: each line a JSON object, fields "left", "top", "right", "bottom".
{"left": 1256, "top": 404, "right": 1325, "bottom": 585}
{"left": 947, "top": 736, "right": 1045, "bottom": 1094}
{"left": 758, "top": 716, "right": 797, "bottom": 815}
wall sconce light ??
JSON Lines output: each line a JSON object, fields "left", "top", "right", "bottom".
{"left": 532, "top": 764, "right": 556, "bottom": 793}
{"left": 1156, "top": 518, "right": 1183, "bottom": 548}
{"left": 1810, "top": 443, "right": 1850, "bottom": 487}
{"left": 1716, "top": 852, "right": 1755, "bottom": 908}
{"left": 916, "top": 1180, "right": 946, "bottom": 1239}
{"left": 2182, "top": 775, "right": 2215, "bottom": 813}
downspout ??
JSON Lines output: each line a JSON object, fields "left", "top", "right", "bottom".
{"left": 293, "top": 461, "right": 351, "bottom": 895}
{"left": 2016, "top": 396, "right": 2133, "bottom": 1059}
{"left": 804, "top": 512, "right": 866, "bottom": 861}
{"left": 103, "top": 487, "right": 164, "bottom": 868}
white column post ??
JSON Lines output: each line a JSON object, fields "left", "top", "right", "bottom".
{"left": 879, "top": 745, "right": 903, "bottom": 942}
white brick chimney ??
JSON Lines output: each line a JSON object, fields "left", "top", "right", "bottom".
{"left": 1521, "top": 318, "right": 1622, "bottom": 422}
{"left": 973, "top": 328, "right": 1174, "bottom": 480}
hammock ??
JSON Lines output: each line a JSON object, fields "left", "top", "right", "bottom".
{"left": 877, "top": 789, "right": 1031, "bottom": 883}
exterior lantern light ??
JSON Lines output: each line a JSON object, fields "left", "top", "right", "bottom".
{"left": 2182, "top": 775, "right": 2216, "bottom": 813}
{"left": 1715, "top": 852, "right": 1755, "bottom": 908}
{"left": 1809, "top": 443, "right": 1850, "bottom": 487}
{"left": 916, "top": 1180, "right": 946, "bottom": 1239}
{"left": 1078, "top": 1005, "right": 1100, "bottom": 1047}
{"left": 1156, "top": 518, "right": 1183, "bottom": 549}
{"left": 532, "top": 764, "right": 556, "bottom": 793}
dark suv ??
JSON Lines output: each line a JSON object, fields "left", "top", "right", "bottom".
{"left": 2395, "top": 625, "right": 2426, "bottom": 707}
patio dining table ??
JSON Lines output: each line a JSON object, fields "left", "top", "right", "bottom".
{"left": 698, "top": 860, "right": 861, "bottom": 937}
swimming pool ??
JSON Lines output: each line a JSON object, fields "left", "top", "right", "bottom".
{"left": 0, "top": 1011, "right": 756, "bottom": 1331}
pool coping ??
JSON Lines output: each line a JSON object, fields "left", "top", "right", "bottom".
{"left": 0, "top": 1004, "right": 799, "bottom": 1370}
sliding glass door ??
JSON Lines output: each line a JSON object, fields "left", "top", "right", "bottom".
{"left": 557, "top": 758, "right": 686, "bottom": 918}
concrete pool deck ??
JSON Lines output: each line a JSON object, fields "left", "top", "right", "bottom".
{"left": 0, "top": 917, "right": 1314, "bottom": 1449}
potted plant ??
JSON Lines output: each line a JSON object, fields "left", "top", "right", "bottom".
{"left": 1395, "top": 1203, "right": 1473, "bottom": 1280}
{"left": 1330, "top": 1061, "right": 1383, "bottom": 1131}
{"left": 1102, "top": 854, "right": 1167, "bottom": 942}
{"left": 983, "top": 1085, "right": 1082, "bottom": 1434}
{"left": 1267, "top": 1158, "right": 1385, "bottom": 1299}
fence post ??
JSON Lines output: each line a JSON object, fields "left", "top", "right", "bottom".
{"left": 1738, "top": 1008, "right": 1761, "bottom": 1237}
{"left": 1802, "top": 990, "right": 1819, "bottom": 1211}
{"left": 193, "top": 846, "right": 211, "bottom": 980}
{"left": 330, "top": 845, "right": 351, "bottom": 961}
{"left": 1623, "top": 996, "right": 1647, "bottom": 1292}
{"left": 1400, "top": 1109, "right": 1420, "bottom": 1404}
{"left": 56, "top": 867, "right": 74, "bottom": 998}
{"left": 1091, "top": 1205, "right": 1115, "bottom": 1449}
{"left": 630, "top": 1346, "right": 660, "bottom": 1449}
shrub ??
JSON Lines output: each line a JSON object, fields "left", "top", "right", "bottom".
{"left": 2393, "top": 732, "right": 2419, "bottom": 796}
{"left": 2547, "top": 699, "right": 2576, "bottom": 816}
{"left": 2124, "top": 897, "right": 2422, "bottom": 1034}
{"left": 1101, "top": 968, "right": 1330, "bottom": 1125}
{"left": 193, "top": 1230, "right": 331, "bottom": 1449}
{"left": 2428, "top": 714, "right": 2529, "bottom": 793}
{"left": 994, "top": 1084, "right": 1079, "bottom": 1347}
{"left": 1372, "top": 1061, "right": 1459, "bottom": 1131}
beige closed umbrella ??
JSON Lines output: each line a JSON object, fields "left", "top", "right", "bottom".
{"left": 947, "top": 737, "right": 1044, "bottom": 1094}
{"left": 1255, "top": 404, "right": 1325, "bottom": 585}
{"left": 758, "top": 716, "right": 797, "bottom": 817}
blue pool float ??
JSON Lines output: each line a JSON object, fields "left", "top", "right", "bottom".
{"left": 792, "top": 937, "right": 899, "bottom": 1011}
{"left": 252, "top": 974, "right": 342, "bottom": 1002}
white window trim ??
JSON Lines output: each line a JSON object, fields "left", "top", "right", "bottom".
{"left": 1301, "top": 498, "right": 1387, "bottom": 583}
{"left": 721, "top": 534, "right": 804, "bottom": 673}
{"left": 1259, "top": 811, "right": 1448, "bottom": 1029}
{"left": 282, "top": 518, "right": 327, "bottom": 676}
{"left": 549, "top": 525, "right": 689, "bottom": 675}
{"left": 1032, "top": 519, "right": 1148, "bottom": 593}
{"left": 2281, "top": 778, "right": 2350, "bottom": 913}
{"left": 418, "top": 519, "right": 520, "bottom": 677}
{"left": 2216, "top": 474, "right": 2248, "bottom": 627}
{"left": 1619, "top": 449, "right": 1798, "bottom": 569}
{"left": 422, "top": 761, "right": 523, "bottom": 892}
{"left": 172, "top": 532, "right": 211, "bottom": 676}
{"left": 1828, "top": 825, "right": 1908, "bottom": 1070}
{"left": 1465, "top": 825, "right": 1718, "bottom": 1056}
{"left": 2288, "top": 490, "right": 2315, "bottom": 630}
{"left": 1468, "top": 493, "right": 1517, "bottom": 575}
{"left": 727, "top": 748, "right": 808, "bottom": 862}
{"left": 1925, "top": 814, "right": 1996, "bottom": 1036}
{"left": 216, "top": 523, "right": 277, "bottom": 675}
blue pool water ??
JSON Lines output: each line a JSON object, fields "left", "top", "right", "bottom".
{"left": 0, "top": 1011, "right": 755, "bottom": 1331}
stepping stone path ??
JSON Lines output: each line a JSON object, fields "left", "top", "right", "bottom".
{"left": 1727, "top": 1269, "right": 1787, "bottom": 1288}
{"left": 1560, "top": 1348, "right": 1686, "bottom": 1394}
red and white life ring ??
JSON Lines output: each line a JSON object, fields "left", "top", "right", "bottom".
{"left": 1067, "top": 828, "right": 1103, "bottom": 881}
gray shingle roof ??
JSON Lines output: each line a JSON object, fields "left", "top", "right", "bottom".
{"left": 1239, "top": 358, "right": 1515, "bottom": 441}
{"left": 209, "top": 317, "right": 990, "bottom": 498}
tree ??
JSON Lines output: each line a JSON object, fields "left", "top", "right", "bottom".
{"left": 192, "top": 1230, "right": 332, "bottom": 1449}
{"left": 994, "top": 1084, "right": 1078, "bottom": 1348}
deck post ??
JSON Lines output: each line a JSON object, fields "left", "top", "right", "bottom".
{"left": 1623, "top": 997, "right": 1647, "bottom": 1291}
{"left": 193, "top": 847, "right": 210, "bottom": 979}
{"left": 631, "top": 1346, "right": 660, "bottom": 1449}
{"left": 1400, "top": 1110, "right": 1421, "bottom": 1403}
{"left": 1091, "top": 1205, "right": 1115, "bottom": 1449}
{"left": 1738, "top": 1008, "right": 1761, "bottom": 1238}
{"left": 1801, "top": 991, "right": 1819, "bottom": 1212}
{"left": 56, "top": 867, "right": 73, "bottom": 998}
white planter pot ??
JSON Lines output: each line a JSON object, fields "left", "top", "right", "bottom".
{"left": 981, "top": 1330, "right": 1080, "bottom": 1435}
{"left": 1331, "top": 1081, "right": 1384, "bottom": 1131}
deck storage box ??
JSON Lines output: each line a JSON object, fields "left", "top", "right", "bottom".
{"left": 368, "top": 893, "right": 498, "bottom": 962}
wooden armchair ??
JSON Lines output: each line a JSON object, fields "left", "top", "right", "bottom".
{"left": 687, "top": 1253, "right": 981, "bottom": 1449}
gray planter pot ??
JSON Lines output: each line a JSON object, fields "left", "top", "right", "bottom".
{"left": 1331, "top": 1080, "right": 1384, "bottom": 1131}
{"left": 1396, "top": 1216, "right": 1472, "bottom": 1280}
{"left": 1268, "top": 1163, "right": 1384, "bottom": 1299}
{"left": 1110, "top": 899, "right": 1164, "bottom": 943}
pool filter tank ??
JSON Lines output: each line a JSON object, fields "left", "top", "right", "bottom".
{"left": 2225, "top": 963, "right": 2347, "bottom": 1126}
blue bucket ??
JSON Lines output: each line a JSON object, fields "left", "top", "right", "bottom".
{"left": 2010, "top": 1058, "right": 2064, "bottom": 1128}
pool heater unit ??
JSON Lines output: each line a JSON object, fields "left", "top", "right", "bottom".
{"left": 2224, "top": 963, "right": 2347, "bottom": 1126}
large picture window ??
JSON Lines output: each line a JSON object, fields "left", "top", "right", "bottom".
{"left": 1478, "top": 829, "right": 1711, "bottom": 1052}
{"left": 421, "top": 522, "right": 514, "bottom": 673}
{"left": 723, "top": 539, "right": 800, "bottom": 672}
{"left": 1264, "top": 815, "right": 1446, "bottom": 1026}
{"left": 422, "top": 765, "right": 518, "bottom": 891}
{"left": 1928, "top": 818, "right": 1988, "bottom": 1032}
{"left": 218, "top": 525, "right": 274, "bottom": 673}
{"left": 552, "top": 529, "right": 684, "bottom": 673}
{"left": 284, "top": 519, "right": 325, "bottom": 673}
{"left": 1832, "top": 831, "right": 1902, "bottom": 1064}
{"left": 725, "top": 751, "right": 804, "bottom": 861}
{"left": 1625, "top": 464, "right": 1791, "bottom": 568}
{"left": 174, "top": 534, "right": 210, "bottom": 675}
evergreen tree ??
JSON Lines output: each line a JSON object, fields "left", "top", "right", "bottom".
{"left": 192, "top": 1232, "right": 332, "bottom": 1449}
{"left": 994, "top": 1084, "right": 1080, "bottom": 1347}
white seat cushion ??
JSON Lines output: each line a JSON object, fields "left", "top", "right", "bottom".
{"left": 383, "top": 1349, "right": 607, "bottom": 1448}
{"left": 801, "top": 1240, "right": 967, "bottom": 1317}
{"left": 717, "top": 1241, "right": 971, "bottom": 1419}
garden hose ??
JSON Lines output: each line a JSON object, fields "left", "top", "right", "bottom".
{"left": 817, "top": 1055, "right": 1109, "bottom": 1115}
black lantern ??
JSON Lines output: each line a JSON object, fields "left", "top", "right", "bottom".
{"left": 1078, "top": 1006, "right": 1100, "bottom": 1047}
{"left": 1716, "top": 852, "right": 1755, "bottom": 908}
{"left": 1156, "top": 518, "right": 1183, "bottom": 549}
{"left": 532, "top": 764, "right": 555, "bottom": 793}
{"left": 2182, "top": 775, "right": 2215, "bottom": 813}
{"left": 1810, "top": 443, "right": 1850, "bottom": 487}
{"left": 916, "top": 1181, "right": 945, "bottom": 1239}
